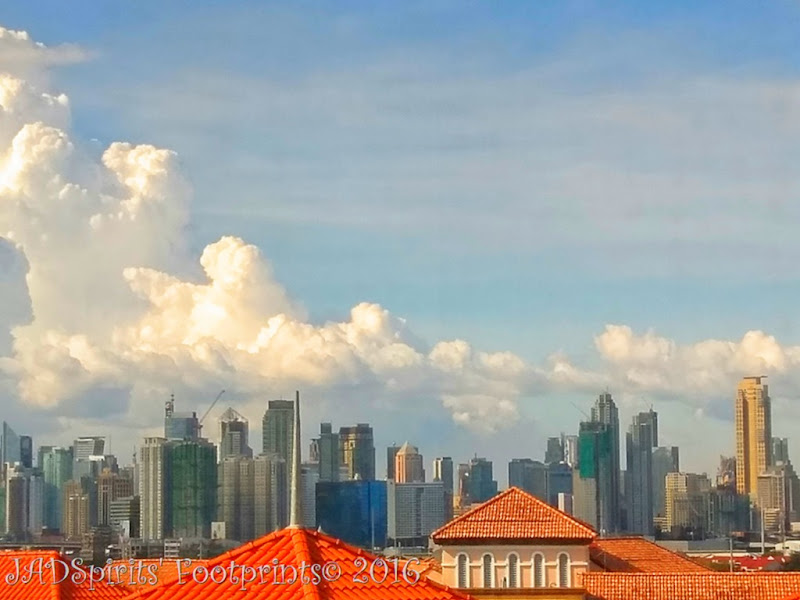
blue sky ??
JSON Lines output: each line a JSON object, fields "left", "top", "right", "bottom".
{"left": 1, "top": 2, "right": 800, "bottom": 481}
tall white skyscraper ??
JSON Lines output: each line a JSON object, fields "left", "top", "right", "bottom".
{"left": 138, "top": 437, "right": 169, "bottom": 541}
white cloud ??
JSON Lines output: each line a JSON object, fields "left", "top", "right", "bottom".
{"left": 0, "top": 29, "right": 530, "bottom": 436}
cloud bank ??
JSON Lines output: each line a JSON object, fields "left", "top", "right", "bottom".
{"left": 2, "top": 25, "right": 800, "bottom": 451}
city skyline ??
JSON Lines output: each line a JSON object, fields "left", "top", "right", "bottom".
{"left": 2, "top": 4, "right": 800, "bottom": 483}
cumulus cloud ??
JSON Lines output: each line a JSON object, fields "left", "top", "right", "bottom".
{"left": 0, "top": 27, "right": 532, "bottom": 434}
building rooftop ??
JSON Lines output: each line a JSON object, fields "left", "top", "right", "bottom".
{"left": 583, "top": 572, "right": 800, "bottom": 600}
{"left": 431, "top": 486, "right": 596, "bottom": 543}
{"left": 590, "top": 537, "right": 710, "bottom": 573}
{"left": 121, "top": 527, "right": 475, "bottom": 600}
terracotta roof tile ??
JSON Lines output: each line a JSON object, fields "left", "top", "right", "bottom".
{"left": 590, "top": 537, "right": 710, "bottom": 573}
{"left": 584, "top": 572, "right": 800, "bottom": 600}
{"left": 0, "top": 550, "right": 130, "bottom": 600}
{"left": 431, "top": 487, "right": 596, "bottom": 542}
{"left": 121, "top": 526, "right": 476, "bottom": 599}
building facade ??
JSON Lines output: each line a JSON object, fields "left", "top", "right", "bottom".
{"left": 735, "top": 376, "right": 772, "bottom": 498}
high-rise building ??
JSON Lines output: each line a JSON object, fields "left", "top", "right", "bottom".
{"left": 387, "top": 444, "right": 401, "bottom": 480}
{"left": 433, "top": 457, "right": 454, "bottom": 521}
{"left": 169, "top": 438, "right": 217, "bottom": 538}
{"left": 545, "top": 437, "right": 565, "bottom": 464}
{"left": 97, "top": 468, "right": 133, "bottom": 526}
{"left": 315, "top": 480, "right": 387, "bottom": 549}
{"left": 735, "top": 376, "right": 772, "bottom": 498}
{"left": 547, "top": 462, "right": 573, "bottom": 507}
{"left": 652, "top": 446, "right": 680, "bottom": 522}
{"left": 563, "top": 434, "right": 579, "bottom": 468}
{"left": 73, "top": 437, "right": 106, "bottom": 462}
{"left": 4, "top": 463, "right": 42, "bottom": 540}
{"left": 716, "top": 455, "right": 736, "bottom": 489}
{"left": 467, "top": 457, "right": 497, "bottom": 504}
{"left": 19, "top": 436, "right": 33, "bottom": 469}
{"left": 41, "top": 446, "right": 73, "bottom": 531}
{"left": 315, "top": 423, "right": 340, "bottom": 482}
{"left": 138, "top": 437, "right": 171, "bottom": 541}
{"left": 456, "top": 463, "right": 470, "bottom": 508}
{"left": 300, "top": 462, "right": 319, "bottom": 529}
{"left": 1, "top": 422, "right": 21, "bottom": 469}
{"left": 262, "top": 400, "right": 294, "bottom": 511}
{"left": 590, "top": 392, "right": 621, "bottom": 531}
{"left": 219, "top": 408, "right": 253, "bottom": 460}
{"left": 339, "top": 424, "right": 376, "bottom": 481}
{"left": 508, "top": 459, "right": 548, "bottom": 501}
{"left": 665, "top": 472, "right": 711, "bottom": 535}
{"left": 574, "top": 420, "right": 620, "bottom": 534}
{"left": 109, "top": 496, "right": 140, "bottom": 539}
{"left": 254, "top": 452, "right": 287, "bottom": 535}
{"left": 395, "top": 442, "right": 425, "bottom": 483}
{"left": 773, "top": 438, "right": 790, "bottom": 465}
{"left": 62, "top": 479, "right": 91, "bottom": 541}
{"left": 218, "top": 455, "right": 255, "bottom": 542}
{"left": 626, "top": 410, "right": 658, "bottom": 535}
{"left": 387, "top": 481, "right": 446, "bottom": 547}
{"left": 164, "top": 394, "right": 200, "bottom": 441}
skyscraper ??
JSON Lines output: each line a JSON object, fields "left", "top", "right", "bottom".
{"left": 4, "top": 463, "right": 42, "bottom": 540}
{"left": 164, "top": 394, "right": 200, "bottom": 441}
{"left": 315, "top": 423, "right": 340, "bottom": 482}
{"left": 563, "top": 434, "right": 579, "bottom": 468}
{"left": 735, "top": 376, "right": 772, "bottom": 498}
{"left": 219, "top": 407, "right": 253, "bottom": 459}
{"left": 339, "top": 424, "right": 376, "bottom": 481}
{"left": 169, "top": 438, "right": 217, "bottom": 538}
{"left": 652, "top": 446, "right": 680, "bottom": 521}
{"left": 433, "top": 457, "right": 454, "bottom": 521}
{"left": 97, "top": 468, "right": 134, "bottom": 527}
{"left": 773, "top": 437, "right": 790, "bottom": 465}
{"left": 545, "top": 437, "right": 565, "bottom": 464}
{"left": 386, "top": 444, "right": 401, "bottom": 480}
{"left": 262, "top": 399, "right": 294, "bottom": 509}
{"left": 41, "top": 446, "right": 73, "bottom": 531}
{"left": 138, "top": 437, "right": 171, "bottom": 541}
{"left": 387, "top": 481, "right": 446, "bottom": 547}
{"left": 395, "top": 442, "right": 425, "bottom": 483}
{"left": 574, "top": 420, "right": 619, "bottom": 534}
{"left": 508, "top": 458, "right": 548, "bottom": 500}
{"left": 467, "top": 457, "right": 497, "bottom": 504}
{"left": 218, "top": 455, "right": 255, "bottom": 542}
{"left": 62, "top": 479, "right": 90, "bottom": 541}
{"left": 665, "top": 472, "right": 711, "bottom": 535}
{"left": 254, "top": 453, "right": 287, "bottom": 534}
{"left": 590, "top": 392, "right": 621, "bottom": 532}
{"left": 72, "top": 437, "right": 106, "bottom": 462}
{"left": 626, "top": 410, "right": 657, "bottom": 534}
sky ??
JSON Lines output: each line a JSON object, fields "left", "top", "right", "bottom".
{"left": 1, "top": 1, "right": 800, "bottom": 485}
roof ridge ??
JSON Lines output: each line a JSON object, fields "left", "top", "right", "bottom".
{"left": 290, "top": 528, "right": 323, "bottom": 600}
{"left": 431, "top": 487, "right": 515, "bottom": 537}
{"left": 432, "top": 486, "right": 597, "bottom": 541}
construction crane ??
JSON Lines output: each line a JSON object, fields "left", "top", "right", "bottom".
{"left": 197, "top": 389, "right": 225, "bottom": 436}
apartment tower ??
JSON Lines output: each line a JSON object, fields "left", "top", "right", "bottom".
{"left": 735, "top": 376, "right": 772, "bottom": 498}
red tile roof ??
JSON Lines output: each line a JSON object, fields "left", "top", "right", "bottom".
{"left": 0, "top": 550, "right": 130, "bottom": 600}
{"left": 431, "top": 486, "right": 596, "bottom": 543}
{"left": 108, "top": 559, "right": 209, "bottom": 587}
{"left": 583, "top": 572, "right": 800, "bottom": 600}
{"left": 121, "top": 526, "right": 476, "bottom": 599}
{"left": 590, "top": 537, "right": 710, "bottom": 573}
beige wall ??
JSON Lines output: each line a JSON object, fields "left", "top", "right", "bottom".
{"left": 439, "top": 543, "right": 590, "bottom": 590}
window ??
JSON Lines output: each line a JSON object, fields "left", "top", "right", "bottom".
{"left": 558, "top": 553, "right": 570, "bottom": 588}
{"left": 533, "top": 552, "right": 545, "bottom": 587}
{"left": 482, "top": 553, "right": 494, "bottom": 588}
{"left": 507, "top": 553, "right": 519, "bottom": 588}
{"left": 456, "top": 554, "right": 468, "bottom": 588}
